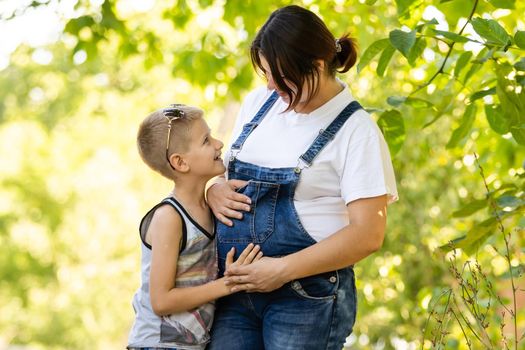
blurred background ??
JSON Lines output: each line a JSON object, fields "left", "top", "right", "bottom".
{"left": 0, "top": 0, "right": 523, "bottom": 349}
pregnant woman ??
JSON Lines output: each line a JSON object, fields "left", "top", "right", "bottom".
{"left": 207, "top": 5, "right": 398, "bottom": 349}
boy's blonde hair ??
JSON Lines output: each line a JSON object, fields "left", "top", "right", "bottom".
{"left": 137, "top": 105, "right": 203, "bottom": 180}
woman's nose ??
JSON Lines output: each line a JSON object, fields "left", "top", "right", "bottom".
{"left": 266, "top": 76, "right": 276, "bottom": 90}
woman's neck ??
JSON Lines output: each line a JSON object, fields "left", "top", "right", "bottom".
{"left": 294, "top": 77, "right": 343, "bottom": 114}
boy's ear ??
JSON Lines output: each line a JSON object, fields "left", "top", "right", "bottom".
{"left": 169, "top": 153, "right": 190, "bottom": 173}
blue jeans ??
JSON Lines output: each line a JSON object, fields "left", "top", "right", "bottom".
{"left": 209, "top": 269, "right": 357, "bottom": 350}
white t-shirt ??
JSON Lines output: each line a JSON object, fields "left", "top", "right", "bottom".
{"left": 225, "top": 83, "right": 398, "bottom": 242}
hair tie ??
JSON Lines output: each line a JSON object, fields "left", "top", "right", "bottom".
{"left": 335, "top": 39, "right": 342, "bottom": 53}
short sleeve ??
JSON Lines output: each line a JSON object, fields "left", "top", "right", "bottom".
{"left": 339, "top": 117, "right": 398, "bottom": 205}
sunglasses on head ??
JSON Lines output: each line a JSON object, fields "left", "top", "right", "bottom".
{"left": 163, "top": 104, "right": 185, "bottom": 170}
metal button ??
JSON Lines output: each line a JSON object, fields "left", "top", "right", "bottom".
{"left": 294, "top": 167, "right": 301, "bottom": 174}
{"left": 329, "top": 276, "right": 337, "bottom": 283}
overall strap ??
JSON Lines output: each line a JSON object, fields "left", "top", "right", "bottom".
{"left": 231, "top": 91, "right": 279, "bottom": 152}
{"left": 299, "top": 101, "right": 363, "bottom": 167}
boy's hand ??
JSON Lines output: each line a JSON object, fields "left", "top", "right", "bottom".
{"left": 225, "top": 243, "right": 263, "bottom": 270}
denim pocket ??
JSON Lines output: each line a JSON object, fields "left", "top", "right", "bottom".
{"left": 218, "top": 181, "right": 279, "bottom": 244}
{"left": 290, "top": 272, "right": 338, "bottom": 301}
{"left": 247, "top": 181, "right": 279, "bottom": 243}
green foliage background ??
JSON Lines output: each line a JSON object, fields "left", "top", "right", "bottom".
{"left": 0, "top": 0, "right": 523, "bottom": 349}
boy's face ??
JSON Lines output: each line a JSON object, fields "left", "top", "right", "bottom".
{"left": 183, "top": 118, "right": 225, "bottom": 179}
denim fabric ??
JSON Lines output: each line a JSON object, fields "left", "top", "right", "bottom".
{"left": 211, "top": 92, "right": 362, "bottom": 350}
{"left": 299, "top": 101, "right": 362, "bottom": 166}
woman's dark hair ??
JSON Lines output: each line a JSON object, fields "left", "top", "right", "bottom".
{"left": 250, "top": 5, "right": 357, "bottom": 111}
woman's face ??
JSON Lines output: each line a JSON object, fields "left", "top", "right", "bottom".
{"left": 258, "top": 53, "right": 312, "bottom": 105}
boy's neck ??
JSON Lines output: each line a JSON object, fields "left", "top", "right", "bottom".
{"left": 171, "top": 178, "right": 208, "bottom": 208}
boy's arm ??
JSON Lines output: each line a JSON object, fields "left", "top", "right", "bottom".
{"left": 148, "top": 205, "right": 260, "bottom": 316}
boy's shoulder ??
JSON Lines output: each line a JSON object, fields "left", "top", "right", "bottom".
{"left": 143, "top": 199, "right": 185, "bottom": 235}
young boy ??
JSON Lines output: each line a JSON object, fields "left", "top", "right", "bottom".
{"left": 127, "top": 104, "right": 261, "bottom": 349}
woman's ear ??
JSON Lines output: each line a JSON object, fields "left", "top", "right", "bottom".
{"left": 314, "top": 59, "right": 326, "bottom": 72}
{"left": 169, "top": 153, "right": 190, "bottom": 173}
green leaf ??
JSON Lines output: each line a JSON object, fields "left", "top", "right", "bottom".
{"left": 485, "top": 104, "right": 511, "bottom": 134}
{"left": 387, "top": 96, "right": 406, "bottom": 107}
{"left": 514, "top": 58, "right": 525, "bottom": 71}
{"left": 488, "top": 0, "right": 516, "bottom": 9}
{"left": 511, "top": 124, "right": 525, "bottom": 145}
{"left": 446, "top": 103, "right": 477, "bottom": 149}
{"left": 515, "top": 31, "right": 525, "bottom": 49}
{"left": 405, "top": 98, "right": 434, "bottom": 108}
{"left": 408, "top": 38, "right": 427, "bottom": 66}
{"left": 387, "top": 96, "right": 434, "bottom": 109}
{"left": 432, "top": 29, "right": 470, "bottom": 43}
{"left": 455, "top": 217, "right": 498, "bottom": 255}
{"left": 452, "top": 199, "right": 487, "bottom": 218}
{"left": 496, "top": 63, "right": 523, "bottom": 124}
{"left": 470, "top": 87, "right": 496, "bottom": 102}
{"left": 389, "top": 29, "right": 416, "bottom": 58}
{"left": 496, "top": 194, "right": 522, "bottom": 208}
{"left": 463, "top": 63, "right": 482, "bottom": 84}
{"left": 377, "top": 110, "right": 405, "bottom": 156}
{"left": 454, "top": 51, "right": 473, "bottom": 77}
{"left": 64, "top": 16, "right": 95, "bottom": 35}
{"left": 376, "top": 44, "right": 396, "bottom": 77}
{"left": 357, "top": 39, "right": 390, "bottom": 73}
{"left": 415, "top": 18, "right": 439, "bottom": 32}
{"left": 395, "top": 0, "right": 415, "bottom": 15}
{"left": 471, "top": 18, "right": 511, "bottom": 46}
{"left": 365, "top": 0, "right": 378, "bottom": 4}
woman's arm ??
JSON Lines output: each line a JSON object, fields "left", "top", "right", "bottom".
{"left": 148, "top": 205, "right": 261, "bottom": 316}
{"left": 206, "top": 176, "right": 252, "bottom": 226}
{"left": 225, "top": 195, "right": 387, "bottom": 293}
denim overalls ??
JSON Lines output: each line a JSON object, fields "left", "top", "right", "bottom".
{"left": 210, "top": 91, "right": 363, "bottom": 350}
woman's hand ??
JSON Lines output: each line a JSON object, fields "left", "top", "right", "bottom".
{"left": 207, "top": 179, "right": 252, "bottom": 226}
{"left": 224, "top": 257, "right": 290, "bottom": 293}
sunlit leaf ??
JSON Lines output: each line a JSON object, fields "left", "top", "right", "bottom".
{"left": 515, "top": 31, "right": 525, "bottom": 49}
{"left": 377, "top": 109, "right": 405, "bottom": 156}
{"left": 463, "top": 63, "right": 482, "bottom": 84}
{"left": 471, "top": 18, "right": 511, "bottom": 46}
{"left": 432, "top": 29, "right": 469, "bottom": 43}
{"left": 446, "top": 103, "right": 477, "bottom": 149}
{"left": 496, "top": 194, "right": 522, "bottom": 208}
{"left": 452, "top": 198, "right": 487, "bottom": 218}
{"left": 389, "top": 29, "right": 416, "bottom": 58}
{"left": 514, "top": 58, "right": 525, "bottom": 71}
{"left": 510, "top": 124, "right": 525, "bottom": 145}
{"left": 454, "top": 51, "right": 472, "bottom": 77}
{"left": 485, "top": 104, "right": 511, "bottom": 134}
{"left": 357, "top": 39, "right": 390, "bottom": 73}
{"left": 377, "top": 43, "right": 396, "bottom": 77}
{"left": 408, "top": 38, "right": 426, "bottom": 66}
{"left": 387, "top": 96, "right": 407, "bottom": 107}
{"left": 487, "top": 0, "right": 516, "bottom": 9}
{"left": 470, "top": 87, "right": 496, "bottom": 102}
{"left": 395, "top": 0, "right": 415, "bottom": 15}
{"left": 455, "top": 217, "right": 498, "bottom": 254}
